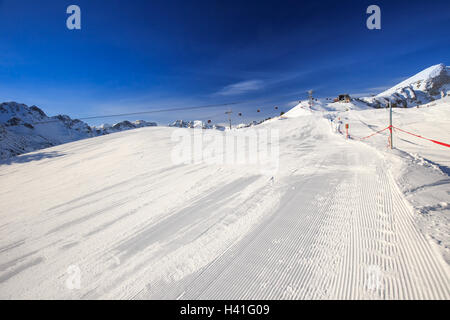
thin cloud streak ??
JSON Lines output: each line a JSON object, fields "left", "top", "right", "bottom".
{"left": 216, "top": 80, "right": 265, "bottom": 96}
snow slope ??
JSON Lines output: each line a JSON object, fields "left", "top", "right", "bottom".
{"left": 0, "top": 101, "right": 448, "bottom": 299}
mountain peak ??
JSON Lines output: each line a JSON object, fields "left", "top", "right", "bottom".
{"left": 362, "top": 63, "right": 450, "bottom": 108}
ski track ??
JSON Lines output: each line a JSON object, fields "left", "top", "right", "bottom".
{"left": 174, "top": 146, "right": 449, "bottom": 300}
{"left": 0, "top": 113, "right": 449, "bottom": 299}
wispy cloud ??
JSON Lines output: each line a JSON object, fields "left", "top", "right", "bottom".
{"left": 216, "top": 80, "right": 265, "bottom": 96}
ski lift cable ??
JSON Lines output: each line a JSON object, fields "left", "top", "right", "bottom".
{"left": 194, "top": 110, "right": 230, "bottom": 122}
{"left": 29, "top": 97, "right": 292, "bottom": 126}
{"left": 31, "top": 101, "right": 248, "bottom": 125}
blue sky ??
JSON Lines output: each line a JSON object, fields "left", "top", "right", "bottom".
{"left": 0, "top": 0, "right": 449, "bottom": 125}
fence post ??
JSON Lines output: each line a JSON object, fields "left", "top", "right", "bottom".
{"left": 389, "top": 102, "right": 393, "bottom": 149}
{"left": 225, "top": 110, "right": 232, "bottom": 130}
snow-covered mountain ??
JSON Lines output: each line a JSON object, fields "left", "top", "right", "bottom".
{"left": 2, "top": 64, "right": 448, "bottom": 160}
{"left": 169, "top": 120, "right": 208, "bottom": 129}
{"left": 94, "top": 120, "right": 157, "bottom": 134}
{"left": 168, "top": 118, "right": 271, "bottom": 130}
{"left": 0, "top": 102, "right": 157, "bottom": 160}
{"left": 168, "top": 120, "right": 227, "bottom": 130}
{"left": 361, "top": 63, "right": 450, "bottom": 108}
{"left": 0, "top": 102, "right": 97, "bottom": 160}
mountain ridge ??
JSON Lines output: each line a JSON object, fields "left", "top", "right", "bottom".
{"left": 2, "top": 64, "right": 449, "bottom": 160}
{"left": 0, "top": 102, "right": 157, "bottom": 160}
{"left": 360, "top": 63, "right": 450, "bottom": 108}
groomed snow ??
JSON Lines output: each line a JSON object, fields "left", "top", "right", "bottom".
{"left": 0, "top": 98, "right": 449, "bottom": 299}
{"left": 330, "top": 96, "right": 450, "bottom": 263}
